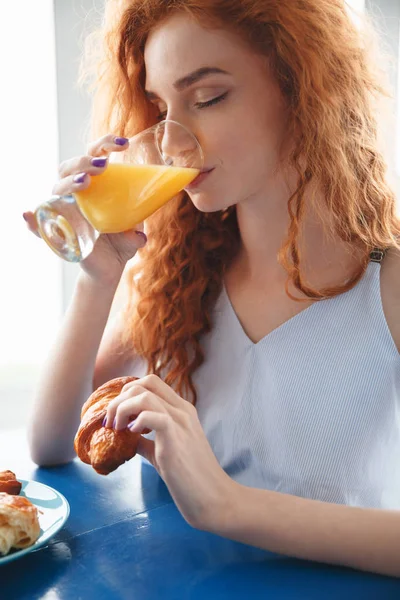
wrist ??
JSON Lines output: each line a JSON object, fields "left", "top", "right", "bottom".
{"left": 77, "top": 266, "right": 124, "bottom": 293}
{"left": 202, "top": 475, "right": 242, "bottom": 536}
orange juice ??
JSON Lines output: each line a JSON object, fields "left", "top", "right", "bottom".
{"left": 74, "top": 163, "right": 199, "bottom": 233}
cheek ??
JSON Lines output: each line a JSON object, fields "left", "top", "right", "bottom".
{"left": 206, "top": 98, "right": 286, "bottom": 172}
{"left": 217, "top": 120, "right": 283, "bottom": 192}
{"left": 190, "top": 97, "right": 288, "bottom": 208}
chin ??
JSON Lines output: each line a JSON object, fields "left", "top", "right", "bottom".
{"left": 187, "top": 192, "right": 232, "bottom": 214}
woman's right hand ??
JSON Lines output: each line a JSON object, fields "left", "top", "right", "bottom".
{"left": 23, "top": 134, "right": 147, "bottom": 285}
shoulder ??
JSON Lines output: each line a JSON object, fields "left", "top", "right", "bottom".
{"left": 379, "top": 247, "right": 400, "bottom": 352}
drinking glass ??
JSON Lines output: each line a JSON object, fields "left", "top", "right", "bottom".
{"left": 34, "top": 120, "right": 204, "bottom": 262}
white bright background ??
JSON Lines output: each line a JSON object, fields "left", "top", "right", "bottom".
{"left": 0, "top": 0, "right": 398, "bottom": 432}
{"left": 0, "top": 1, "right": 62, "bottom": 430}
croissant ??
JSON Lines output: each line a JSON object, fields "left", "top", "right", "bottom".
{"left": 0, "top": 493, "right": 40, "bottom": 555}
{"left": 74, "top": 376, "right": 143, "bottom": 475}
{"left": 0, "top": 471, "right": 22, "bottom": 495}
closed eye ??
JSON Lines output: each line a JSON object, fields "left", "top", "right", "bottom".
{"left": 157, "top": 92, "right": 228, "bottom": 121}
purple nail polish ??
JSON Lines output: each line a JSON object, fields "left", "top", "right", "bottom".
{"left": 127, "top": 419, "right": 136, "bottom": 430}
{"left": 73, "top": 173, "right": 86, "bottom": 184}
{"left": 135, "top": 231, "right": 147, "bottom": 243}
{"left": 114, "top": 137, "right": 129, "bottom": 146}
{"left": 102, "top": 415, "right": 107, "bottom": 428}
{"left": 91, "top": 157, "right": 107, "bottom": 168}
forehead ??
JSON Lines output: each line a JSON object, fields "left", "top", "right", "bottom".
{"left": 144, "top": 12, "right": 252, "bottom": 88}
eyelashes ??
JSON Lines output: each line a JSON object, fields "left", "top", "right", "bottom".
{"left": 157, "top": 92, "right": 228, "bottom": 121}
{"left": 195, "top": 92, "right": 228, "bottom": 110}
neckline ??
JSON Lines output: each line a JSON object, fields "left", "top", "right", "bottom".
{"left": 221, "top": 261, "right": 379, "bottom": 349}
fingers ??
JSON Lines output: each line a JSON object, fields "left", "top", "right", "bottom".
{"left": 52, "top": 172, "right": 92, "bottom": 197}
{"left": 53, "top": 134, "right": 129, "bottom": 196}
{"left": 135, "top": 436, "right": 155, "bottom": 466}
{"left": 133, "top": 221, "right": 145, "bottom": 233}
{"left": 23, "top": 133, "right": 130, "bottom": 239}
{"left": 22, "top": 211, "right": 41, "bottom": 238}
{"left": 120, "top": 375, "right": 184, "bottom": 409}
{"left": 105, "top": 385, "right": 147, "bottom": 430}
{"left": 120, "top": 229, "right": 148, "bottom": 248}
{"left": 129, "top": 411, "right": 171, "bottom": 434}
{"left": 86, "top": 134, "right": 129, "bottom": 158}
{"left": 105, "top": 387, "right": 171, "bottom": 431}
{"left": 57, "top": 155, "right": 108, "bottom": 180}
{"left": 59, "top": 135, "right": 128, "bottom": 177}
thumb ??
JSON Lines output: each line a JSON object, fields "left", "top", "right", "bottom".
{"left": 23, "top": 212, "right": 41, "bottom": 238}
{"left": 136, "top": 436, "right": 155, "bottom": 466}
{"left": 122, "top": 229, "right": 147, "bottom": 248}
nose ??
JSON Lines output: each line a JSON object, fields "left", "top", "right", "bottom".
{"left": 157, "top": 121, "right": 202, "bottom": 169}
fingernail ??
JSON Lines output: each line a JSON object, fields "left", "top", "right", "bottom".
{"left": 22, "top": 213, "right": 28, "bottom": 222}
{"left": 114, "top": 137, "right": 129, "bottom": 146}
{"left": 135, "top": 231, "right": 147, "bottom": 243}
{"left": 91, "top": 157, "right": 107, "bottom": 168}
{"left": 127, "top": 419, "right": 136, "bottom": 430}
{"left": 102, "top": 415, "right": 107, "bottom": 428}
{"left": 112, "top": 418, "right": 117, "bottom": 429}
{"left": 73, "top": 172, "right": 86, "bottom": 184}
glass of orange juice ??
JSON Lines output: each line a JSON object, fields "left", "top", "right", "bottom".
{"left": 34, "top": 120, "right": 203, "bottom": 262}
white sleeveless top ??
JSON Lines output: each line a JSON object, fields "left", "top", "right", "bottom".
{"left": 134, "top": 260, "right": 400, "bottom": 509}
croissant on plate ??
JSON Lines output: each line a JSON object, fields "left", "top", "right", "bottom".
{"left": 0, "top": 493, "right": 41, "bottom": 556}
{"left": 74, "top": 376, "right": 144, "bottom": 475}
{"left": 0, "top": 471, "right": 22, "bottom": 495}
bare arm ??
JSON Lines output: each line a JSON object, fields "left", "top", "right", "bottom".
{"left": 217, "top": 249, "right": 400, "bottom": 575}
{"left": 27, "top": 271, "right": 125, "bottom": 466}
{"left": 96, "top": 375, "right": 400, "bottom": 577}
{"left": 213, "top": 483, "right": 400, "bottom": 577}
{"left": 25, "top": 134, "right": 146, "bottom": 466}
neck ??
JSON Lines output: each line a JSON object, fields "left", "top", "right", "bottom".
{"left": 231, "top": 173, "right": 363, "bottom": 290}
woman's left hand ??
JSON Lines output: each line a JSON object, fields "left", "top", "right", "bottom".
{"left": 104, "top": 374, "right": 235, "bottom": 531}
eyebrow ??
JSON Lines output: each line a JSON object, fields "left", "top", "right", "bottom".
{"left": 145, "top": 67, "right": 231, "bottom": 100}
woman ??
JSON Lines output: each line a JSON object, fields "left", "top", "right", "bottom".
{"left": 25, "top": 0, "right": 400, "bottom": 576}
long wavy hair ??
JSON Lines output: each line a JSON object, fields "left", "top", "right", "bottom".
{"left": 82, "top": 0, "right": 400, "bottom": 403}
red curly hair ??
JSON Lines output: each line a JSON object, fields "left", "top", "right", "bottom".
{"left": 82, "top": 0, "right": 400, "bottom": 403}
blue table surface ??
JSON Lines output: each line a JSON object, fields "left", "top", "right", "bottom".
{"left": 1, "top": 429, "right": 400, "bottom": 599}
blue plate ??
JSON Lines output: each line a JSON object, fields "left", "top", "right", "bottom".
{"left": 0, "top": 479, "right": 70, "bottom": 565}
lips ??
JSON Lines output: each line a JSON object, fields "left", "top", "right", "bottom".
{"left": 185, "top": 167, "right": 215, "bottom": 190}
